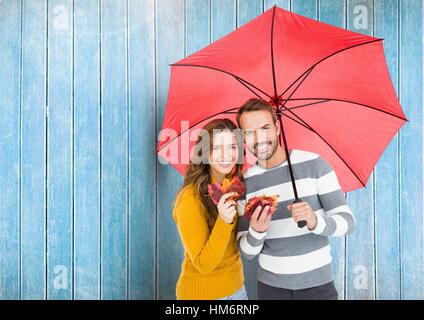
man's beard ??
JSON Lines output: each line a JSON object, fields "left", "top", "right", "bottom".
{"left": 252, "top": 137, "right": 278, "bottom": 161}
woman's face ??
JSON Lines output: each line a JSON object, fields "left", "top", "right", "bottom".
{"left": 208, "top": 129, "right": 239, "bottom": 177}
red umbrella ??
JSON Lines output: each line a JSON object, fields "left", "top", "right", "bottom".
{"left": 156, "top": 5, "right": 408, "bottom": 226}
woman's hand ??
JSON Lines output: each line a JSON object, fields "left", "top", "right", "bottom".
{"left": 217, "top": 192, "right": 237, "bottom": 224}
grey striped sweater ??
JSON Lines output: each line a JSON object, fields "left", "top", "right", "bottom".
{"left": 236, "top": 149, "right": 355, "bottom": 290}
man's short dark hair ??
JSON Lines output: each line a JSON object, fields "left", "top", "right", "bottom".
{"left": 236, "top": 98, "right": 277, "bottom": 128}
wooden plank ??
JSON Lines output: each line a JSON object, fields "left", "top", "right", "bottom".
{"left": 374, "top": 0, "right": 401, "bottom": 300}
{"left": 235, "top": 0, "right": 263, "bottom": 300}
{"left": 0, "top": 0, "right": 21, "bottom": 300}
{"left": 291, "top": 0, "right": 317, "bottom": 18}
{"left": 211, "top": 0, "right": 235, "bottom": 41}
{"left": 264, "top": 0, "right": 290, "bottom": 11}
{"left": 399, "top": 0, "right": 423, "bottom": 300}
{"left": 319, "top": 0, "right": 345, "bottom": 27}
{"left": 127, "top": 0, "right": 155, "bottom": 299}
{"left": 186, "top": 0, "right": 209, "bottom": 52}
{"left": 100, "top": 0, "right": 128, "bottom": 299}
{"left": 47, "top": 0, "right": 73, "bottom": 300}
{"left": 20, "top": 0, "right": 47, "bottom": 300}
{"left": 345, "top": 0, "right": 375, "bottom": 300}
{"left": 73, "top": 0, "right": 101, "bottom": 300}
{"left": 318, "top": 0, "right": 347, "bottom": 300}
{"left": 237, "top": 0, "right": 262, "bottom": 27}
{"left": 156, "top": 0, "right": 185, "bottom": 299}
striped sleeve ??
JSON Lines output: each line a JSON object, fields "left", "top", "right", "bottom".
{"left": 310, "top": 156, "right": 356, "bottom": 237}
{"left": 236, "top": 194, "right": 267, "bottom": 260}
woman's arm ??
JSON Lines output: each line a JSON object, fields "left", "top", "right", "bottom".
{"left": 173, "top": 187, "right": 235, "bottom": 274}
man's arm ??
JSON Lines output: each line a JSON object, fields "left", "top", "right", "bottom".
{"left": 309, "top": 156, "right": 356, "bottom": 237}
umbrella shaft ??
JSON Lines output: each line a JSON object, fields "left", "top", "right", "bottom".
{"left": 277, "top": 113, "right": 299, "bottom": 200}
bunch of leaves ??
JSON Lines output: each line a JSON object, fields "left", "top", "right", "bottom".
{"left": 243, "top": 194, "right": 280, "bottom": 220}
{"left": 207, "top": 174, "right": 246, "bottom": 205}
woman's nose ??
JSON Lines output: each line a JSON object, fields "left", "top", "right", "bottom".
{"left": 220, "top": 148, "right": 232, "bottom": 161}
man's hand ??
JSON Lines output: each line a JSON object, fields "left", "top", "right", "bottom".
{"left": 287, "top": 201, "right": 317, "bottom": 230}
{"left": 250, "top": 205, "right": 272, "bottom": 233}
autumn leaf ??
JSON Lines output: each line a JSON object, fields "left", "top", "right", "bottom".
{"left": 243, "top": 194, "right": 280, "bottom": 220}
{"left": 207, "top": 175, "right": 246, "bottom": 205}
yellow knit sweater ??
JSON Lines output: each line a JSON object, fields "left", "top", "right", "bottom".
{"left": 172, "top": 181, "right": 244, "bottom": 300}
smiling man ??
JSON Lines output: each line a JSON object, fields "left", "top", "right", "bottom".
{"left": 235, "top": 98, "right": 355, "bottom": 300}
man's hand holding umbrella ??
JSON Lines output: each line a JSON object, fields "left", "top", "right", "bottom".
{"left": 287, "top": 202, "right": 317, "bottom": 231}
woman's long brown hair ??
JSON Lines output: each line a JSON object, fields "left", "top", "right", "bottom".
{"left": 173, "top": 118, "right": 245, "bottom": 228}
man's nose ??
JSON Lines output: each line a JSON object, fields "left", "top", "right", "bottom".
{"left": 254, "top": 130, "right": 267, "bottom": 143}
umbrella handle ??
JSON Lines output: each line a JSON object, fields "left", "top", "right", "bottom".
{"left": 292, "top": 198, "right": 307, "bottom": 228}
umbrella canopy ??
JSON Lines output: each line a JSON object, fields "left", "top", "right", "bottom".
{"left": 156, "top": 5, "right": 408, "bottom": 194}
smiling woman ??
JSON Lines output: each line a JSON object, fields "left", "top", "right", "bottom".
{"left": 176, "top": 119, "right": 245, "bottom": 227}
{"left": 171, "top": 118, "right": 247, "bottom": 300}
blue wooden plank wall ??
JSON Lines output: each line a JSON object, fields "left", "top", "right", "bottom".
{"left": 0, "top": 0, "right": 422, "bottom": 300}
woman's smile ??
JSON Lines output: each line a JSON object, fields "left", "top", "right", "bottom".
{"left": 218, "top": 161, "right": 233, "bottom": 169}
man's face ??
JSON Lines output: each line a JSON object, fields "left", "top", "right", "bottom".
{"left": 239, "top": 110, "right": 280, "bottom": 161}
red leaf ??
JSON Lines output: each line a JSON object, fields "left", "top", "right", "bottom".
{"left": 243, "top": 194, "right": 280, "bottom": 220}
{"left": 207, "top": 175, "right": 246, "bottom": 205}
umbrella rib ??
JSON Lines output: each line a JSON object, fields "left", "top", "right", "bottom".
{"left": 233, "top": 76, "right": 265, "bottom": 100}
{"left": 170, "top": 63, "right": 272, "bottom": 100}
{"left": 223, "top": 109, "right": 317, "bottom": 134}
{"left": 270, "top": 5, "right": 278, "bottom": 99}
{"left": 156, "top": 106, "right": 240, "bottom": 153}
{"left": 278, "top": 68, "right": 316, "bottom": 131}
{"left": 281, "top": 112, "right": 367, "bottom": 188}
{"left": 281, "top": 68, "right": 314, "bottom": 108}
{"left": 276, "top": 38, "right": 384, "bottom": 101}
{"left": 279, "top": 112, "right": 317, "bottom": 132}
{"left": 283, "top": 99, "right": 331, "bottom": 110}
{"left": 228, "top": 105, "right": 366, "bottom": 188}
{"left": 281, "top": 97, "right": 408, "bottom": 122}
